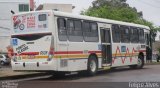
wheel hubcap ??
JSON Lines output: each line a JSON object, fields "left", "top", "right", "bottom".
{"left": 90, "top": 60, "right": 96, "bottom": 72}
{"left": 137, "top": 58, "right": 142, "bottom": 67}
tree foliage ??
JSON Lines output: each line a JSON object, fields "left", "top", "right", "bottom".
{"left": 81, "top": 0, "right": 160, "bottom": 41}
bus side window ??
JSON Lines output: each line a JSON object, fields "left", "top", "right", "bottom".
{"left": 57, "top": 18, "right": 67, "bottom": 41}
{"left": 112, "top": 24, "right": 120, "bottom": 43}
{"left": 135, "top": 28, "right": 139, "bottom": 43}
{"left": 126, "top": 27, "right": 130, "bottom": 43}
{"left": 83, "top": 21, "right": 90, "bottom": 32}
{"left": 131, "top": 27, "right": 139, "bottom": 43}
{"left": 120, "top": 25, "right": 130, "bottom": 43}
{"left": 130, "top": 27, "right": 135, "bottom": 43}
{"left": 120, "top": 26, "right": 125, "bottom": 43}
{"left": 83, "top": 21, "right": 98, "bottom": 42}
{"left": 67, "top": 19, "right": 83, "bottom": 42}
{"left": 67, "top": 19, "right": 74, "bottom": 34}
{"left": 90, "top": 22, "right": 99, "bottom": 41}
{"left": 74, "top": 20, "right": 83, "bottom": 42}
{"left": 139, "top": 29, "right": 145, "bottom": 43}
{"left": 145, "top": 33, "right": 149, "bottom": 45}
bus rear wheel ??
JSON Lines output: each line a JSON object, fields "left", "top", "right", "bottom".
{"left": 87, "top": 55, "right": 98, "bottom": 76}
{"left": 129, "top": 55, "right": 144, "bottom": 69}
{"left": 137, "top": 55, "right": 144, "bottom": 68}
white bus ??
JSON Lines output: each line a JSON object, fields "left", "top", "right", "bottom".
{"left": 11, "top": 10, "right": 151, "bottom": 76}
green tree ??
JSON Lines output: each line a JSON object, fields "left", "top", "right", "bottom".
{"left": 81, "top": 0, "right": 160, "bottom": 41}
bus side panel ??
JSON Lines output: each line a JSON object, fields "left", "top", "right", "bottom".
{"left": 53, "top": 16, "right": 102, "bottom": 72}
{"left": 111, "top": 43, "right": 139, "bottom": 67}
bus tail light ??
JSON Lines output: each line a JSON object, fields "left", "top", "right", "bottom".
{"left": 47, "top": 48, "right": 54, "bottom": 61}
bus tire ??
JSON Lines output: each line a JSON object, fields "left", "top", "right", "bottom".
{"left": 87, "top": 55, "right": 98, "bottom": 76}
{"left": 129, "top": 55, "right": 144, "bottom": 69}
{"left": 137, "top": 55, "right": 144, "bottom": 69}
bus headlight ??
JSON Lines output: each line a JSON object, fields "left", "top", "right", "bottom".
{"left": 47, "top": 55, "right": 53, "bottom": 61}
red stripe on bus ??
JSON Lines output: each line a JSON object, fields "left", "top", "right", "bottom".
{"left": 140, "top": 50, "right": 146, "bottom": 52}
{"left": 54, "top": 51, "right": 83, "bottom": 54}
{"left": 88, "top": 51, "right": 101, "bottom": 53}
{"left": 14, "top": 51, "right": 102, "bottom": 55}
{"left": 19, "top": 52, "right": 39, "bottom": 55}
{"left": 135, "top": 50, "right": 146, "bottom": 52}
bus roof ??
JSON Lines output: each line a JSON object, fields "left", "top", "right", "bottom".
{"left": 13, "top": 10, "right": 150, "bottom": 30}
{"left": 53, "top": 11, "right": 150, "bottom": 30}
{"left": 13, "top": 10, "right": 52, "bottom": 16}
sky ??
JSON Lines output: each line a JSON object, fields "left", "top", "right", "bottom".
{"left": 35, "top": 0, "right": 160, "bottom": 40}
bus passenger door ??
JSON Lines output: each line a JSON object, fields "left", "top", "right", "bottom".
{"left": 100, "top": 27, "right": 112, "bottom": 66}
{"left": 145, "top": 33, "right": 152, "bottom": 61}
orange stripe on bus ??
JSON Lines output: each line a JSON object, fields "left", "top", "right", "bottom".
{"left": 54, "top": 51, "right": 101, "bottom": 55}
{"left": 20, "top": 53, "right": 140, "bottom": 59}
{"left": 112, "top": 53, "right": 139, "bottom": 57}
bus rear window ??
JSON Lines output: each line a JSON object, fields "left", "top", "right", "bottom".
{"left": 39, "top": 14, "right": 47, "bottom": 21}
{"left": 11, "top": 33, "right": 51, "bottom": 41}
